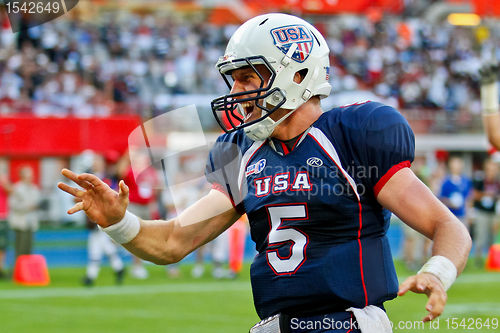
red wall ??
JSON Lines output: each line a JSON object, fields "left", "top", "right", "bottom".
{"left": 9, "top": 159, "right": 40, "bottom": 184}
{"left": 258, "top": 0, "right": 404, "bottom": 14}
{"left": 473, "top": 0, "right": 500, "bottom": 16}
{"left": 0, "top": 115, "right": 141, "bottom": 157}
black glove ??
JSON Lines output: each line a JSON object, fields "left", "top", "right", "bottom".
{"left": 479, "top": 62, "right": 499, "bottom": 85}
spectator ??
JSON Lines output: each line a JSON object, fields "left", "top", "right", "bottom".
{"left": 439, "top": 155, "right": 472, "bottom": 224}
{"left": 0, "top": 166, "right": 12, "bottom": 278}
{"left": 472, "top": 158, "right": 500, "bottom": 267}
{"left": 8, "top": 166, "right": 41, "bottom": 260}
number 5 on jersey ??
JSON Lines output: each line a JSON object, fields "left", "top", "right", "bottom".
{"left": 266, "top": 204, "right": 309, "bottom": 275}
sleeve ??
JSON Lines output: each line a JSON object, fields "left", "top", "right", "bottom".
{"left": 204, "top": 135, "right": 245, "bottom": 213}
{"left": 360, "top": 104, "right": 415, "bottom": 196}
{"left": 439, "top": 179, "right": 450, "bottom": 199}
{"left": 465, "top": 178, "right": 473, "bottom": 197}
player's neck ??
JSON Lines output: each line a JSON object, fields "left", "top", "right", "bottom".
{"left": 271, "top": 102, "right": 322, "bottom": 141}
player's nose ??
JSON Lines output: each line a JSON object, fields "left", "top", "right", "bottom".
{"left": 230, "top": 80, "right": 246, "bottom": 95}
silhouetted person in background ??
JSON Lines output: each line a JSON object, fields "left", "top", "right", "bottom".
{"left": 8, "top": 166, "right": 40, "bottom": 260}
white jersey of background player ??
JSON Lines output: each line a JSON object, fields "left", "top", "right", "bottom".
{"left": 82, "top": 153, "right": 124, "bottom": 286}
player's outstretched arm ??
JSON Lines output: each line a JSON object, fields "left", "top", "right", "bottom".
{"left": 58, "top": 168, "right": 241, "bottom": 264}
{"left": 376, "top": 168, "right": 471, "bottom": 322}
{"left": 122, "top": 189, "right": 241, "bottom": 264}
{"left": 480, "top": 62, "right": 500, "bottom": 148}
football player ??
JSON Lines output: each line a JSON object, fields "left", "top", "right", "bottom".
{"left": 59, "top": 13, "right": 471, "bottom": 332}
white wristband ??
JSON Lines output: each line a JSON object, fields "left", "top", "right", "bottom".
{"left": 481, "top": 81, "right": 499, "bottom": 114}
{"left": 101, "top": 211, "right": 141, "bottom": 244}
{"left": 417, "top": 255, "right": 457, "bottom": 291}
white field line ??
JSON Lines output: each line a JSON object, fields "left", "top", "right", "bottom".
{"left": 0, "top": 272, "right": 498, "bottom": 300}
{"left": 444, "top": 302, "right": 500, "bottom": 315}
{"left": 0, "top": 281, "right": 250, "bottom": 300}
{"left": 453, "top": 273, "right": 500, "bottom": 284}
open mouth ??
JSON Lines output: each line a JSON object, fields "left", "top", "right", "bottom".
{"left": 239, "top": 101, "right": 255, "bottom": 121}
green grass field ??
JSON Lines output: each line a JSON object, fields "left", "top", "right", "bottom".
{"left": 0, "top": 261, "right": 498, "bottom": 333}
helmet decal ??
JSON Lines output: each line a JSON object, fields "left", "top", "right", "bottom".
{"left": 270, "top": 25, "right": 314, "bottom": 63}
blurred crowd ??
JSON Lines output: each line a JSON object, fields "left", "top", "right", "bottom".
{"left": 0, "top": 10, "right": 498, "bottom": 121}
{"left": 327, "top": 15, "right": 496, "bottom": 114}
{"left": 399, "top": 153, "right": 500, "bottom": 271}
{"left": 0, "top": 12, "right": 230, "bottom": 119}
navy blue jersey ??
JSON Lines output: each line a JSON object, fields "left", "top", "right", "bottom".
{"left": 205, "top": 102, "right": 415, "bottom": 319}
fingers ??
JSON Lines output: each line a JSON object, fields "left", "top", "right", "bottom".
{"left": 118, "top": 180, "right": 129, "bottom": 199}
{"left": 57, "top": 182, "right": 84, "bottom": 197}
{"left": 61, "top": 169, "right": 93, "bottom": 190}
{"left": 61, "top": 168, "right": 78, "bottom": 182}
{"left": 398, "top": 273, "right": 447, "bottom": 322}
{"left": 398, "top": 275, "right": 416, "bottom": 296}
{"left": 422, "top": 283, "right": 447, "bottom": 322}
{"left": 67, "top": 201, "right": 84, "bottom": 214}
{"left": 78, "top": 173, "right": 105, "bottom": 188}
{"left": 398, "top": 273, "right": 435, "bottom": 296}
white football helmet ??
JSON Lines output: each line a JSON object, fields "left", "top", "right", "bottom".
{"left": 211, "top": 13, "right": 332, "bottom": 141}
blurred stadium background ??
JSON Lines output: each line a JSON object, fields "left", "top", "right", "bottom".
{"left": 0, "top": 0, "right": 500, "bottom": 332}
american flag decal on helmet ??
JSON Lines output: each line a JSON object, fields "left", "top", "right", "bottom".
{"left": 270, "top": 25, "right": 314, "bottom": 63}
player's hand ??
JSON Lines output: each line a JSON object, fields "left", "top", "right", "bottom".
{"left": 57, "top": 168, "right": 129, "bottom": 228}
{"left": 479, "top": 62, "right": 499, "bottom": 85}
{"left": 398, "top": 272, "right": 447, "bottom": 322}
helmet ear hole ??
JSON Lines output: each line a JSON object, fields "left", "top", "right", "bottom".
{"left": 294, "top": 69, "right": 309, "bottom": 84}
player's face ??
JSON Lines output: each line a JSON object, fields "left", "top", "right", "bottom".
{"left": 448, "top": 157, "right": 463, "bottom": 175}
{"left": 484, "top": 160, "right": 499, "bottom": 179}
{"left": 230, "top": 65, "right": 272, "bottom": 124}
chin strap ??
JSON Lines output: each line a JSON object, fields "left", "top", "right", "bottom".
{"left": 244, "top": 107, "right": 295, "bottom": 141}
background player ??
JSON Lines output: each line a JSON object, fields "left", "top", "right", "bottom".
{"left": 480, "top": 62, "right": 500, "bottom": 148}
{"left": 59, "top": 13, "right": 471, "bottom": 332}
{"left": 82, "top": 153, "right": 125, "bottom": 286}
{"left": 121, "top": 151, "right": 159, "bottom": 279}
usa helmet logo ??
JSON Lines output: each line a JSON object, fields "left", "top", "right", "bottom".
{"left": 270, "top": 25, "right": 314, "bottom": 63}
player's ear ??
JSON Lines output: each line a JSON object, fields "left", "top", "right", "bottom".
{"left": 293, "top": 69, "right": 308, "bottom": 84}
